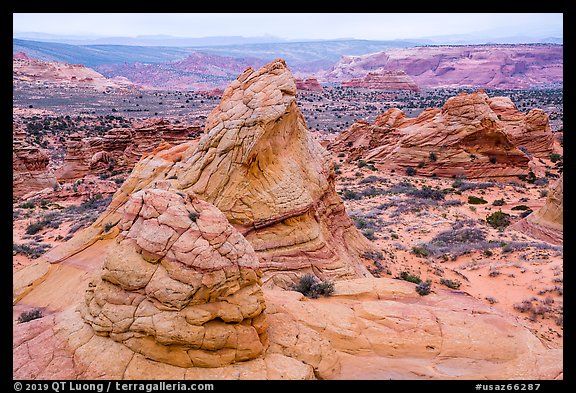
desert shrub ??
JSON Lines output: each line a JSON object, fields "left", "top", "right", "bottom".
{"left": 468, "top": 196, "right": 487, "bottom": 204}
{"left": 533, "top": 178, "right": 549, "bottom": 187}
{"left": 440, "top": 278, "right": 461, "bottom": 290}
{"left": 399, "top": 271, "right": 422, "bottom": 284}
{"left": 492, "top": 199, "right": 505, "bottom": 206}
{"left": 189, "top": 212, "right": 199, "bottom": 222}
{"left": 485, "top": 296, "right": 498, "bottom": 304}
{"left": 357, "top": 160, "right": 367, "bottom": 168}
{"left": 362, "top": 250, "right": 383, "bottom": 262}
{"left": 409, "top": 186, "right": 445, "bottom": 201}
{"left": 103, "top": 222, "right": 114, "bottom": 232}
{"left": 412, "top": 246, "right": 430, "bottom": 258}
{"left": 337, "top": 153, "right": 345, "bottom": 157}
{"left": 342, "top": 189, "right": 360, "bottom": 200}
{"left": 18, "top": 201, "right": 36, "bottom": 209}
{"left": 539, "top": 190, "right": 549, "bottom": 198}
{"left": 294, "top": 274, "right": 335, "bottom": 298}
{"left": 13, "top": 242, "right": 52, "bottom": 259}
{"left": 429, "top": 152, "right": 437, "bottom": 162}
{"left": 443, "top": 199, "right": 463, "bottom": 207}
{"left": 359, "top": 186, "right": 384, "bottom": 198}
{"left": 360, "top": 175, "right": 386, "bottom": 184}
{"left": 415, "top": 281, "right": 431, "bottom": 296}
{"left": 25, "top": 221, "right": 46, "bottom": 235}
{"left": 456, "top": 181, "right": 494, "bottom": 191}
{"left": 549, "top": 153, "right": 562, "bottom": 163}
{"left": 362, "top": 228, "right": 376, "bottom": 240}
{"left": 511, "top": 205, "right": 530, "bottom": 211}
{"left": 518, "top": 170, "right": 537, "bottom": 184}
{"left": 17, "top": 308, "right": 43, "bottom": 323}
{"left": 486, "top": 210, "right": 511, "bottom": 229}
{"left": 417, "top": 161, "right": 425, "bottom": 168}
{"left": 405, "top": 167, "right": 416, "bottom": 176}
{"left": 489, "top": 156, "right": 497, "bottom": 164}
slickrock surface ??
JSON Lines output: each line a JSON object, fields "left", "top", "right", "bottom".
{"left": 341, "top": 70, "right": 419, "bottom": 91}
{"left": 295, "top": 77, "right": 323, "bottom": 91}
{"left": 13, "top": 277, "right": 561, "bottom": 379}
{"left": 513, "top": 174, "right": 563, "bottom": 245}
{"left": 13, "top": 124, "right": 57, "bottom": 199}
{"left": 329, "top": 91, "right": 543, "bottom": 179}
{"left": 44, "top": 59, "right": 373, "bottom": 287}
{"left": 56, "top": 119, "right": 201, "bottom": 181}
{"left": 82, "top": 188, "right": 268, "bottom": 368}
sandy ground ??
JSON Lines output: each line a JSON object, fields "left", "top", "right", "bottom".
{"left": 332, "top": 154, "right": 563, "bottom": 348}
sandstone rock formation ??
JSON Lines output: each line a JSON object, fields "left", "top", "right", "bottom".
{"left": 82, "top": 188, "right": 268, "bottom": 368}
{"left": 329, "top": 91, "right": 532, "bottom": 179}
{"left": 322, "top": 44, "right": 563, "bottom": 89}
{"left": 295, "top": 77, "right": 323, "bottom": 91}
{"left": 513, "top": 174, "right": 563, "bottom": 245}
{"left": 13, "top": 54, "right": 133, "bottom": 93}
{"left": 488, "top": 96, "right": 559, "bottom": 158}
{"left": 341, "top": 70, "right": 419, "bottom": 91}
{"left": 13, "top": 277, "right": 562, "bottom": 379}
{"left": 56, "top": 119, "right": 202, "bottom": 181}
{"left": 13, "top": 124, "right": 57, "bottom": 199}
{"left": 47, "top": 59, "right": 373, "bottom": 287}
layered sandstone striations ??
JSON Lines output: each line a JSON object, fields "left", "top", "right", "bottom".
{"left": 322, "top": 44, "right": 563, "bottom": 89}
{"left": 341, "top": 70, "right": 419, "bottom": 91}
{"left": 82, "top": 188, "right": 268, "bottom": 368}
{"left": 13, "top": 124, "right": 57, "bottom": 199}
{"left": 42, "top": 59, "right": 373, "bottom": 287}
{"left": 513, "top": 174, "right": 563, "bottom": 245}
{"left": 328, "top": 91, "right": 551, "bottom": 179}
{"left": 488, "top": 96, "right": 558, "bottom": 158}
{"left": 295, "top": 77, "right": 323, "bottom": 91}
{"left": 56, "top": 119, "right": 201, "bottom": 181}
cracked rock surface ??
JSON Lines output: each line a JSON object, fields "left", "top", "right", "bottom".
{"left": 82, "top": 188, "right": 268, "bottom": 368}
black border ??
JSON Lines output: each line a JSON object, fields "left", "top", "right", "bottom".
{"left": 8, "top": 5, "right": 571, "bottom": 390}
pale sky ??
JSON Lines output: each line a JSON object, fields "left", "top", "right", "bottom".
{"left": 13, "top": 13, "right": 563, "bottom": 40}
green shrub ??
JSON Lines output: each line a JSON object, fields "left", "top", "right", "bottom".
{"left": 417, "top": 161, "right": 425, "bottom": 168}
{"left": 468, "top": 196, "right": 488, "bottom": 204}
{"left": 357, "top": 160, "right": 367, "bottom": 168}
{"left": 405, "top": 167, "right": 416, "bottom": 176}
{"left": 412, "top": 246, "right": 430, "bottom": 257}
{"left": 189, "top": 212, "right": 199, "bottom": 222}
{"left": 492, "top": 199, "right": 505, "bottom": 206}
{"left": 25, "top": 221, "right": 46, "bottom": 235}
{"left": 342, "top": 189, "right": 360, "bottom": 200}
{"left": 511, "top": 205, "right": 530, "bottom": 211}
{"left": 294, "top": 274, "right": 335, "bottom": 298}
{"left": 429, "top": 152, "right": 437, "bottom": 162}
{"left": 440, "top": 278, "right": 461, "bottom": 290}
{"left": 362, "top": 228, "right": 376, "bottom": 240}
{"left": 17, "top": 308, "right": 43, "bottom": 323}
{"left": 399, "top": 271, "right": 422, "bottom": 284}
{"left": 18, "top": 201, "right": 36, "bottom": 209}
{"left": 549, "top": 153, "right": 562, "bottom": 163}
{"left": 103, "top": 222, "right": 114, "bottom": 232}
{"left": 415, "top": 281, "right": 431, "bottom": 296}
{"left": 486, "top": 210, "right": 511, "bottom": 229}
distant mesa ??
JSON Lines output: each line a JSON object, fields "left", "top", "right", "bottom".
{"left": 295, "top": 77, "right": 323, "bottom": 91}
{"left": 513, "top": 174, "right": 563, "bottom": 245}
{"left": 322, "top": 45, "right": 563, "bottom": 89}
{"left": 341, "top": 70, "right": 419, "bottom": 91}
{"left": 13, "top": 53, "right": 134, "bottom": 92}
{"left": 328, "top": 90, "right": 558, "bottom": 179}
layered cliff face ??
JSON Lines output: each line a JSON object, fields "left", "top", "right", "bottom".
{"left": 44, "top": 59, "right": 373, "bottom": 287}
{"left": 341, "top": 70, "right": 419, "bottom": 91}
{"left": 329, "top": 91, "right": 534, "bottom": 179}
{"left": 513, "top": 175, "right": 563, "bottom": 245}
{"left": 322, "top": 45, "right": 563, "bottom": 89}
{"left": 55, "top": 119, "right": 202, "bottom": 181}
{"left": 13, "top": 124, "right": 57, "bottom": 199}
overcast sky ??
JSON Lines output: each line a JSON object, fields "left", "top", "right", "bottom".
{"left": 13, "top": 13, "right": 563, "bottom": 40}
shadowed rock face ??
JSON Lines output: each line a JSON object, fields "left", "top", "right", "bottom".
{"left": 328, "top": 91, "right": 547, "bottom": 179}
{"left": 46, "top": 59, "right": 373, "bottom": 288}
{"left": 513, "top": 174, "right": 563, "bottom": 245}
{"left": 13, "top": 124, "right": 57, "bottom": 199}
{"left": 82, "top": 188, "right": 268, "bottom": 368}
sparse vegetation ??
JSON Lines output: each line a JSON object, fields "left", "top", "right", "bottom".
{"left": 17, "top": 308, "right": 43, "bottom": 323}
{"left": 405, "top": 167, "right": 416, "bottom": 176}
{"left": 189, "top": 212, "right": 199, "bottom": 222}
{"left": 511, "top": 205, "right": 530, "bottom": 211}
{"left": 440, "top": 278, "right": 461, "bottom": 290}
{"left": 399, "top": 271, "right": 422, "bottom": 284}
{"left": 486, "top": 210, "right": 511, "bottom": 229}
{"left": 294, "top": 274, "right": 335, "bottom": 298}
{"left": 415, "top": 281, "right": 432, "bottom": 296}
{"left": 492, "top": 199, "right": 505, "bottom": 206}
{"left": 468, "top": 196, "right": 487, "bottom": 204}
